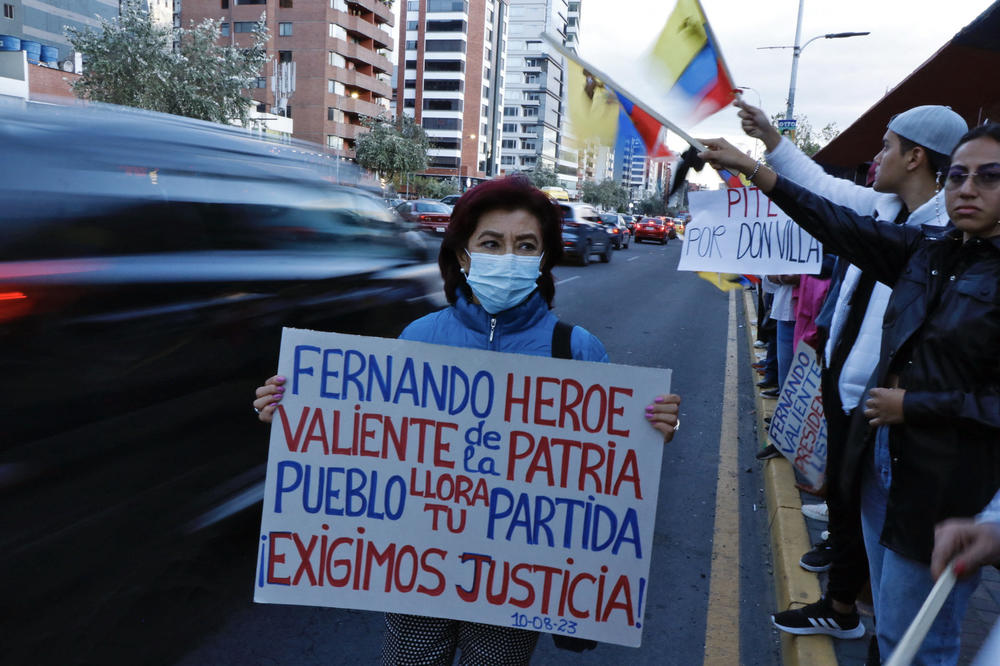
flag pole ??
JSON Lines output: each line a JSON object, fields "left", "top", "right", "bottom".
{"left": 541, "top": 32, "right": 706, "bottom": 152}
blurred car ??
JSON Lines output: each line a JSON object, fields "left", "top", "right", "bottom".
{"left": 624, "top": 214, "right": 638, "bottom": 234}
{"left": 385, "top": 197, "right": 407, "bottom": 209}
{"left": 599, "top": 212, "right": 631, "bottom": 249}
{"left": 674, "top": 219, "right": 686, "bottom": 235}
{"left": 661, "top": 217, "right": 677, "bottom": 239}
{"left": 634, "top": 216, "right": 670, "bottom": 244}
{"left": 558, "top": 203, "right": 613, "bottom": 265}
{"left": 439, "top": 194, "right": 462, "bottom": 207}
{"left": 0, "top": 100, "right": 445, "bottom": 663}
{"left": 395, "top": 199, "right": 452, "bottom": 233}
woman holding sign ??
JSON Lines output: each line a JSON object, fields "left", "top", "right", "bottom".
{"left": 699, "top": 126, "right": 1000, "bottom": 664}
{"left": 254, "top": 176, "right": 681, "bottom": 665}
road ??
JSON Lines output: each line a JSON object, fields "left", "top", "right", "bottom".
{"left": 171, "top": 239, "right": 782, "bottom": 665}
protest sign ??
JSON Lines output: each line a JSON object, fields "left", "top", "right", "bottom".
{"left": 254, "top": 328, "right": 672, "bottom": 647}
{"left": 678, "top": 187, "right": 823, "bottom": 275}
{"left": 767, "top": 341, "right": 826, "bottom": 489}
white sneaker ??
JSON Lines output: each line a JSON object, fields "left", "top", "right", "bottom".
{"left": 754, "top": 340, "right": 767, "bottom": 349}
{"left": 801, "top": 502, "right": 829, "bottom": 522}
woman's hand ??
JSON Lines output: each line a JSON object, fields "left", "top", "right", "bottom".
{"left": 863, "top": 387, "right": 906, "bottom": 426}
{"left": 253, "top": 375, "right": 286, "bottom": 423}
{"left": 736, "top": 99, "right": 782, "bottom": 152}
{"left": 932, "top": 518, "right": 1000, "bottom": 580}
{"left": 646, "top": 394, "right": 681, "bottom": 443}
{"left": 697, "top": 137, "right": 756, "bottom": 176}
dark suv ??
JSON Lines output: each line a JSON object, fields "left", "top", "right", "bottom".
{"left": 558, "top": 202, "right": 612, "bottom": 265}
{"left": 0, "top": 101, "right": 444, "bottom": 663}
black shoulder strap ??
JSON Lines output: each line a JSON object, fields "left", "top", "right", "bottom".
{"left": 551, "top": 320, "right": 573, "bottom": 359}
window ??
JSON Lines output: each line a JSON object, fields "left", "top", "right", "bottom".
{"left": 503, "top": 107, "right": 517, "bottom": 117}
{"left": 427, "top": 0, "right": 467, "bottom": 11}
{"left": 330, "top": 0, "right": 347, "bottom": 8}
{"left": 220, "top": 22, "right": 230, "bottom": 36}
{"left": 278, "top": 50, "right": 292, "bottom": 63}
{"left": 403, "top": 79, "right": 416, "bottom": 89}
{"left": 256, "top": 102, "right": 267, "bottom": 112}
{"left": 424, "top": 40, "right": 465, "bottom": 53}
{"left": 481, "top": 104, "right": 488, "bottom": 117}
{"left": 520, "top": 156, "right": 537, "bottom": 165}
{"left": 502, "top": 123, "right": 517, "bottom": 132}
{"left": 524, "top": 92, "right": 541, "bottom": 102}
{"left": 423, "top": 79, "right": 462, "bottom": 92}
{"left": 426, "top": 20, "right": 465, "bottom": 32}
{"left": 234, "top": 21, "right": 262, "bottom": 33}
{"left": 521, "top": 140, "right": 537, "bottom": 150}
{"left": 424, "top": 98, "right": 462, "bottom": 111}
{"left": 279, "top": 0, "right": 292, "bottom": 7}
{"left": 431, "top": 137, "right": 461, "bottom": 150}
{"left": 524, "top": 57, "right": 542, "bottom": 68}
{"left": 328, "top": 80, "right": 345, "bottom": 95}
{"left": 329, "top": 51, "right": 345, "bottom": 67}
{"left": 406, "top": 0, "right": 418, "bottom": 10}
{"left": 405, "top": 59, "right": 418, "bottom": 69}
{"left": 501, "top": 139, "right": 516, "bottom": 149}
{"left": 403, "top": 98, "right": 415, "bottom": 108}
{"left": 330, "top": 24, "right": 346, "bottom": 39}
{"left": 278, "top": 22, "right": 292, "bottom": 36}
{"left": 425, "top": 60, "right": 463, "bottom": 72}
{"left": 327, "top": 107, "right": 344, "bottom": 122}
{"left": 405, "top": 40, "right": 417, "bottom": 50}
{"left": 430, "top": 156, "right": 461, "bottom": 168}
{"left": 482, "top": 85, "right": 488, "bottom": 98}
{"left": 522, "top": 106, "right": 538, "bottom": 117}
{"left": 235, "top": 0, "right": 265, "bottom": 5}
{"left": 253, "top": 77, "right": 267, "bottom": 88}
{"left": 422, "top": 117, "right": 462, "bottom": 130}
{"left": 327, "top": 135, "right": 344, "bottom": 150}
{"left": 524, "top": 73, "right": 539, "bottom": 84}
{"left": 501, "top": 156, "right": 515, "bottom": 165}
{"left": 221, "top": 0, "right": 228, "bottom": 7}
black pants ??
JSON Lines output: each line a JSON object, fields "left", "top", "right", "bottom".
{"left": 821, "top": 369, "right": 870, "bottom": 607}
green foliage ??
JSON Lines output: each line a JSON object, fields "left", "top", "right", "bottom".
{"left": 581, "top": 179, "right": 629, "bottom": 211}
{"left": 637, "top": 194, "right": 668, "bottom": 216}
{"left": 524, "top": 166, "right": 559, "bottom": 189}
{"left": 355, "top": 114, "right": 429, "bottom": 182}
{"left": 413, "top": 176, "right": 458, "bottom": 199}
{"left": 67, "top": 0, "right": 268, "bottom": 126}
{"left": 771, "top": 113, "right": 840, "bottom": 157}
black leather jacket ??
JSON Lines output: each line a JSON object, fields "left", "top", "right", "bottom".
{"left": 769, "top": 175, "right": 1000, "bottom": 563}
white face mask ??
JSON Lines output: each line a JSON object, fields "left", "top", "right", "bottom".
{"left": 463, "top": 251, "right": 543, "bottom": 314}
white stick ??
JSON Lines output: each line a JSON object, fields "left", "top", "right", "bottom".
{"left": 540, "top": 32, "right": 706, "bottom": 152}
{"left": 884, "top": 562, "right": 958, "bottom": 666}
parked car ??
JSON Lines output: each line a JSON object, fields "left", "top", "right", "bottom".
{"left": 634, "top": 216, "right": 670, "bottom": 244}
{"left": 599, "top": 212, "right": 631, "bottom": 249}
{"left": 439, "top": 194, "right": 462, "bottom": 207}
{"left": 0, "top": 100, "right": 445, "bottom": 664}
{"left": 558, "top": 202, "right": 612, "bottom": 264}
{"left": 395, "top": 199, "right": 452, "bottom": 233}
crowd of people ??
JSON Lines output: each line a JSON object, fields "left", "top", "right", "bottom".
{"left": 703, "top": 100, "right": 1000, "bottom": 665}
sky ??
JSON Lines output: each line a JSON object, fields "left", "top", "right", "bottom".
{"left": 577, "top": 0, "right": 992, "bottom": 183}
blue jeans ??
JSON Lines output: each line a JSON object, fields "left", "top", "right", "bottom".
{"left": 860, "top": 426, "right": 980, "bottom": 665}
{"left": 776, "top": 320, "right": 795, "bottom": 389}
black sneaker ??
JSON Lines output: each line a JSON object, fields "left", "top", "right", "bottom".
{"left": 799, "top": 538, "right": 833, "bottom": 572}
{"left": 755, "top": 444, "right": 780, "bottom": 460}
{"left": 772, "top": 596, "right": 865, "bottom": 639}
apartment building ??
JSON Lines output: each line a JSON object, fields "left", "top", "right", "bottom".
{"left": 0, "top": 0, "right": 119, "bottom": 62}
{"left": 499, "top": 0, "right": 566, "bottom": 177}
{"left": 397, "top": 0, "right": 507, "bottom": 184}
{"left": 183, "top": 0, "right": 394, "bottom": 156}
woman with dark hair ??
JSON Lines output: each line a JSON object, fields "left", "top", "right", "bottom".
{"left": 254, "top": 175, "right": 681, "bottom": 664}
{"left": 699, "top": 125, "right": 1000, "bottom": 665}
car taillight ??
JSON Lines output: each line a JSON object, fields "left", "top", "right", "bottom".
{"left": 0, "top": 291, "right": 31, "bottom": 323}
{"left": 418, "top": 214, "right": 429, "bottom": 221}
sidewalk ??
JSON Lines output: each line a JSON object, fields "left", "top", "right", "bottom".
{"left": 742, "top": 288, "right": 1000, "bottom": 666}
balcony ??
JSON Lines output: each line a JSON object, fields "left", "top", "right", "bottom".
{"left": 327, "top": 120, "right": 368, "bottom": 141}
{"left": 330, "top": 10, "right": 393, "bottom": 50}
{"left": 328, "top": 66, "right": 392, "bottom": 98}
{"left": 329, "top": 38, "right": 394, "bottom": 75}
{"left": 332, "top": 95, "right": 386, "bottom": 118}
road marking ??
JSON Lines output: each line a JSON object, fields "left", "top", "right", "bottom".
{"left": 703, "top": 289, "right": 740, "bottom": 665}
{"left": 627, "top": 256, "right": 639, "bottom": 262}
{"left": 554, "top": 276, "right": 580, "bottom": 285}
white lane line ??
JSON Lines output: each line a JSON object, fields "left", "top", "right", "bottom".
{"left": 627, "top": 256, "right": 640, "bottom": 262}
{"left": 555, "top": 276, "right": 580, "bottom": 285}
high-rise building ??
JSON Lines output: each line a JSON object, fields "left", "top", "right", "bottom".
{"left": 557, "top": 0, "right": 579, "bottom": 194}
{"left": 0, "top": 0, "right": 119, "bottom": 62}
{"left": 183, "top": 0, "right": 395, "bottom": 156}
{"left": 500, "top": 0, "right": 566, "bottom": 178}
{"left": 397, "top": 0, "right": 508, "bottom": 185}
{"left": 615, "top": 136, "right": 646, "bottom": 201}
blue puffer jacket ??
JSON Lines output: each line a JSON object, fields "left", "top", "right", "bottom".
{"left": 400, "top": 289, "right": 608, "bottom": 362}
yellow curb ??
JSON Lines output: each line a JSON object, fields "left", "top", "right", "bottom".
{"left": 743, "top": 289, "right": 838, "bottom": 666}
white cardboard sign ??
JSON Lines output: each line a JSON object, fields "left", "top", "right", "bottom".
{"left": 253, "top": 328, "right": 672, "bottom": 647}
{"left": 679, "top": 187, "right": 823, "bottom": 275}
{"left": 767, "top": 341, "right": 827, "bottom": 488}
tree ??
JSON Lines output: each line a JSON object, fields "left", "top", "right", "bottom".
{"left": 637, "top": 194, "right": 668, "bottom": 216}
{"left": 581, "top": 179, "right": 629, "bottom": 211}
{"left": 67, "top": 0, "right": 268, "bottom": 126}
{"left": 524, "top": 165, "right": 559, "bottom": 189}
{"left": 355, "top": 114, "right": 429, "bottom": 185}
{"left": 770, "top": 113, "right": 840, "bottom": 157}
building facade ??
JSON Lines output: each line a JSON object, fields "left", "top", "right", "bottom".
{"left": 397, "top": 0, "right": 507, "bottom": 184}
{"left": 184, "top": 0, "right": 394, "bottom": 157}
{"left": 499, "top": 0, "right": 565, "bottom": 178}
{"left": 0, "top": 0, "right": 118, "bottom": 63}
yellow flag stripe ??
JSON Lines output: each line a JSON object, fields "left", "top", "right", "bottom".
{"left": 566, "top": 60, "right": 620, "bottom": 147}
{"left": 649, "top": 0, "right": 708, "bottom": 87}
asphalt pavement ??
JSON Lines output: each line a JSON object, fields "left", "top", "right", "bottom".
{"left": 171, "top": 239, "right": 782, "bottom": 665}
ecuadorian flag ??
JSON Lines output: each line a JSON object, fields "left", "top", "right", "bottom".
{"left": 614, "top": 92, "right": 672, "bottom": 159}
{"left": 644, "top": 0, "right": 735, "bottom": 125}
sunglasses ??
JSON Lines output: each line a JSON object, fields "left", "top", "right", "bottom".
{"left": 940, "top": 165, "right": 1000, "bottom": 191}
